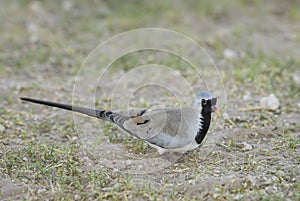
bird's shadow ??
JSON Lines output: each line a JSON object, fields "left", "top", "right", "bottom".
{"left": 161, "top": 152, "right": 190, "bottom": 163}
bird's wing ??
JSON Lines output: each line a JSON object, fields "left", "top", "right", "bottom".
{"left": 121, "top": 107, "right": 199, "bottom": 149}
{"left": 112, "top": 108, "right": 148, "bottom": 117}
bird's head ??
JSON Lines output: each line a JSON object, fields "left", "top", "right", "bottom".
{"left": 192, "top": 91, "right": 220, "bottom": 116}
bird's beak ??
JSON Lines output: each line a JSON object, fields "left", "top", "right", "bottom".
{"left": 212, "top": 105, "right": 221, "bottom": 117}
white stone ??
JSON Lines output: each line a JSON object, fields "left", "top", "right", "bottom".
{"left": 265, "top": 186, "right": 277, "bottom": 194}
{"left": 260, "top": 94, "right": 280, "bottom": 110}
{"left": 74, "top": 194, "right": 81, "bottom": 200}
{"left": 292, "top": 74, "right": 300, "bottom": 84}
{"left": 242, "top": 142, "right": 253, "bottom": 151}
{"left": 223, "top": 49, "right": 237, "bottom": 60}
{"left": 234, "top": 194, "right": 243, "bottom": 200}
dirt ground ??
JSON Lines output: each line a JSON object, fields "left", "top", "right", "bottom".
{"left": 0, "top": 0, "right": 299, "bottom": 200}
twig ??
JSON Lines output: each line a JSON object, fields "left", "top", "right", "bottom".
{"left": 239, "top": 107, "right": 274, "bottom": 112}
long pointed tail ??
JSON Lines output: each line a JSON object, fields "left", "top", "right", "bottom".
{"left": 20, "top": 97, "right": 104, "bottom": 118}
{"left": 20, "top": 97, "right": 130, "bottom": 128}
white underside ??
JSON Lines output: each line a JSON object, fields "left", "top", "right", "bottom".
{"left": 148, "top": 140, "right": 200, "bottom": 155}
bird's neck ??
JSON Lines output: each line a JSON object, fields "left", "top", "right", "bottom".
{"left": 195, "top": 111, "right": 211, "bottom": 144}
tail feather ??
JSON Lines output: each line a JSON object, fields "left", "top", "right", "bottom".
{"left": 20, "top": 97, "right": 99, "bottom": 118}
{"left": 20, "top": 97, "right": 130, "bottom": 130}
{"left": 20, "top": 97, "right": 145, "bottom": 138}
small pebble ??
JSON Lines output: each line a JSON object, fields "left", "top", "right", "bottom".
{"left": 242, "top": 142, "right": 253, "bottom": 151}
{"left": 277, "top": 170, "right": 285, "bottom": 177}
{"left": 72, "top": 136, "right": 78, "bottom": 141}
{"left": 256, "top": 166, "right": 264, "bottom": 171}
{"left": 260, "top": 94, "right": 280, "bottom": 110}
{"left": 265, "top": 186, "right": 277, "bottom": 194}
{"left": 223, "top": 49, "right": 237, "bottom": 60}
{"left": 292, "top": 74, "right": 300, "bottom": 84}
{"left": 37, "top": 188, "right": 46, "bottom": 194}
{"left": 74, "top": 194, "right": 81, "bottom": 200}
{"left": 234, "top": 194, "right": 243, "bottom": 200}
{"left": 113, "top": 183, "right": 122, "bottom": 190}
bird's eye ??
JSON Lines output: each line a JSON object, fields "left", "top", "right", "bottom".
{"left": 201, "top": 99, "right": 206, "bottom": 105}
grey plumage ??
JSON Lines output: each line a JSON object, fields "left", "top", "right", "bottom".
{"left": 20, "top": 91, "right": 219, "bottom": 154}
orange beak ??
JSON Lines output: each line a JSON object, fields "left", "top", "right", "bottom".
{"left": 215, "top": 109, "right": 221, "bottom": 117}
{"left": 212, "top": 105, "right": 221, "bottom": 117}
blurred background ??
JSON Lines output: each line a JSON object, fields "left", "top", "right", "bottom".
{"left": 1, "top": 0, "right": 299, "bottom": 103}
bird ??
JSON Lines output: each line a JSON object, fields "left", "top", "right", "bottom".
{"left": 20, "top": 91, "right": 220, "bottom": 155}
